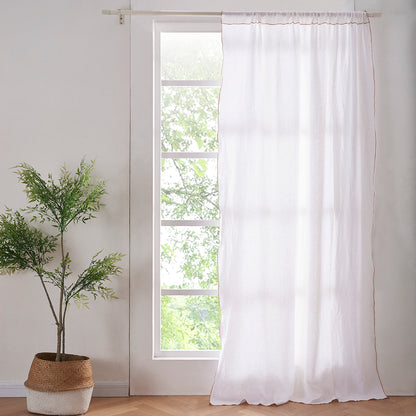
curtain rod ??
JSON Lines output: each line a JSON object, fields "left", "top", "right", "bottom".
{"left": 102, "top": 9, "right": 382, "bottom": 25}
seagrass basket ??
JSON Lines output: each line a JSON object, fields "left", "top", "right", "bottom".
{"left": 25, "top": 352, "right": 95, "bottom": 415}
{"left": 25, "top": 352, "right": 94, "bottom": 392}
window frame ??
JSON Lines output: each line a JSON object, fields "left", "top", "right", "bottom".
{"left": 153, "top": 21, "right": 222, "bottom": 359}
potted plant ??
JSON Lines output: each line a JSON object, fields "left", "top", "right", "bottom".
{"left": 0, "top": 159, "right": 123, "bottom": 415}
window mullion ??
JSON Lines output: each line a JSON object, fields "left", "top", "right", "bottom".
{"left": 162, "top": 152, "right": 218, "bottom": 159}
{"left": 161, "top": 289, "right": 218, "bottom": 296}
{"left": 161, "top": 220, "right": 219, "bottom": 227}
{"left": 162, "top": 80, "right": 221, "bottom": 87}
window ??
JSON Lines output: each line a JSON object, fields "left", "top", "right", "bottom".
{"left": 154, "top": 24, "right": 222, "bottom": 358}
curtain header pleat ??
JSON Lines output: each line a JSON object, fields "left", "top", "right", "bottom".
{"left": 222, "top": 11, "right": 370, "bottom": 25}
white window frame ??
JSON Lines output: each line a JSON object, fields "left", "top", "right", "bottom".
{"left": 153, "top": 21, "right": 222, "bottom": 359}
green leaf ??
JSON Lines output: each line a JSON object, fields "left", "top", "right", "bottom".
{"left": 15, "top": 159, "right": 107, "bottom": 233}
{"left": 0, "top": 210, "right": 57, "bottom": 274}
{"left": 67, "top": 252, "right": 124, "bottom": 303}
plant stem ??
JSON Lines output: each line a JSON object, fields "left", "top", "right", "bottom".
{"left": 36, "top": 272, "right": 59, "bottom": 326}
{"left": 62, "top": 301, "right": 69, "bottom": 361}
{"left": 56, "top": 325, "right": 62, "bottom": 362}
{"left": 56, "top": 233, "right": 66, "bottom": 362}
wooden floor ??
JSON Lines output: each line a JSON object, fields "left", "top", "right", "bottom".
{"left": 1, "top": 396, "right": 415, "bottom": 416}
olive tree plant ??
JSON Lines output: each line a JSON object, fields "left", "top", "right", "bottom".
{"left": 0, "top": 159, "right": 123, "bottom": 361}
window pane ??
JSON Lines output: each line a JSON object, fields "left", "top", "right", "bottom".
{"left": 161, "top": 226, "right": 219, "bottom": 289}
{"left": 162, "top": 86, "right": 219, "bottom": 152}
{"left": 161, "top": 32, "right": 222, "bottom": 80}
{"left": 161, "top": 158, "right": 219, "bottom": 220}
{"left": 161, "top": 295, "right": 221, "bottom": 350}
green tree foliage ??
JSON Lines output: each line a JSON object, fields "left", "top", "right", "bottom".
{"left": 161, "top": 87, "right": 219, "bottom": 153}
{"left": 161, "top": 33, "right": 222, "bottom": 81}
{"left": 0, "top": 210, "right": 57, "bottom": 274}
{"left": 161, "top": 227, "right": 219, "bottom": 290}
{"left": 0, "top": 160, "right": 123, "bottom": 361}
{"left": 161, "top": 296, "right": 220, "bottom": 350}
{"left": 159, "top": 33, "right": 222, "bottom": 351}
{"left": 16, "top": 160, "right": 106, "bottom": 232}
{"left": 162, "top": 158, "right": 219, "bottom": 220}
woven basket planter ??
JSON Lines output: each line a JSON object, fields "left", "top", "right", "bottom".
{"left": 24, "top": 352, "right": 94, "bottom": 415}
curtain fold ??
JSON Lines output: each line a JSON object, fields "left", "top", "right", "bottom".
{"left": 211, "top": 11, "right": 385, "bottom": 406}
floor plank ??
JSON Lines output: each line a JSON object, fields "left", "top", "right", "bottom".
{"left": 0, "top": 396, "right": 415, "bottom": 416}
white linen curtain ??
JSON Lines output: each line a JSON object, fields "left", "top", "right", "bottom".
{"left": 211, "top": 11, "right": 386, "bottom": 405}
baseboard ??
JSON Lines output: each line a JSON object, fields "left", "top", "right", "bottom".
{"left": 0, "top": 383, "right": 25, "bottom": 397}
{"left": 93, "top": 382, "right": 129, "bottom": 397}
{"left": 0, "top": 382, "right": 129, "bottom": 398}
{"left": 1, "top": 382, "right": 413, "bottom": 398}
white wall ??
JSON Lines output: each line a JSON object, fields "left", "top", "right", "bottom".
{"left": 0, "top": 0, "right": 130, "bottom": 391}
{"left": 357, "top": 0, "right": 416, "bottom": 395}
{"left": 0, "top": 0, "right": 414, "bottom": 396}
